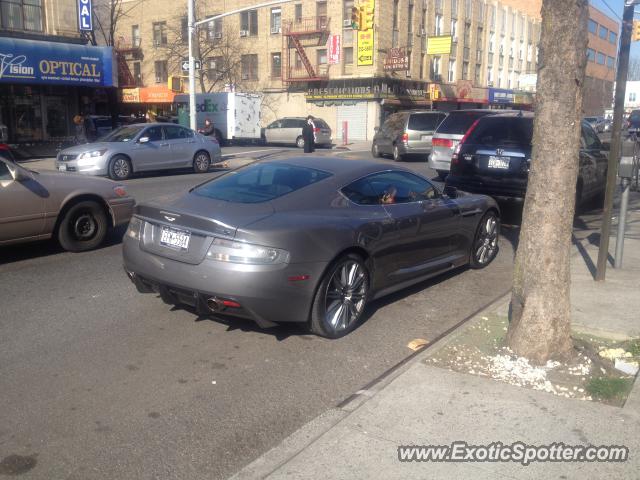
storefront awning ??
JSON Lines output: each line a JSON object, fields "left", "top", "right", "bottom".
{"left": 121, "top": 86, "right": 176, "bottom": 103}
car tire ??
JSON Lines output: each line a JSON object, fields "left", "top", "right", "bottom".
{"left": 296, "top": 136, "right": 305, "bottom": 149}
{"left": 436, "top": 170, "right": 448, "bottom": 181}
{"left": 57, "top": 200, "right": 108, "bottom": 252}
{"left": 108, "top": 155, "right": 132, "bottom": 180}
{"left": 193, "top": 151, "right": 210, "bottom": 173}
{"left": 371, "top": 142, "right": 380, "bottom": 158}
{"left": 469, "top": 211, "right": 500, "bottom": 269}
{"left": 393, "top": 144, "right": 403, "bottom": 162}
{"left": 309, "top": 253, "right": 370, "bottom": 339}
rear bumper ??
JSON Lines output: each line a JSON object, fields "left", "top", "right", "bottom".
{"left": 122, "top": 236, "right": 328, "bottom": 327}
{"left": 397, "top": 144, "right": 431, "bottom": 156}
{"left": 446, "top": 175, "right": 526, "bottom": 203}
{"left": 428, "top": 150, "right": 453, "bottom": 172}
{"left": 108, "top": 197, "right": 135, "bottom": 226}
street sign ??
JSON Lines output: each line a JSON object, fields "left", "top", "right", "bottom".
{"left": 182, "top": 59, "right": 201, "bottom": 71}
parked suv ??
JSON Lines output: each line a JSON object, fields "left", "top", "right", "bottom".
{"left": 262, "top": 117, "right": 332, "bottom": 148}
{"left": 627, "top": 110, "right": 640, "bottom": 133}
{"left": 584, "top": 116, "right": 605, "bottom": 133}
{"left": 428, "top": 109, "right": 510, "bottom": 179}
{"left": 371, "top": 110, "right": 447, "bottom": 162}
{"left": 445, "top": 112, "right": 607, "bottom": 207}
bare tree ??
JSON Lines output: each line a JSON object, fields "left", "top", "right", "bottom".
{"left": 505, "top": 0, "right": 589, "bottom": 364}
{"left": 88, "top": 0, "right": 142, "bottom": 47}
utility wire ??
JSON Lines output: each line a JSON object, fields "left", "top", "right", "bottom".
{"left": 597, "top": 0, "right": 622, "bottom": 21}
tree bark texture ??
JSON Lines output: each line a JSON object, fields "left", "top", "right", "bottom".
{"left": 506, "top": 0, "right": 589, "bottom": 364}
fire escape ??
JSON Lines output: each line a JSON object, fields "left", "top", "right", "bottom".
{"left": 282, "top": 17, "right": 330, "bottom": 82}
{"left": 115, "top": 37, "right": 143, "bottom": 88}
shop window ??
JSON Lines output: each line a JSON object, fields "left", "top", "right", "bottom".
{"left": 1, "top": 0, "right": 43, "bottom": 31}
{"left": 271, "top": 52, "right": 281, "bottom": 77}
{"left": 152, "top": 21, "right": 167, "bottom": 46}
{"left": 241, "top": 54, "right": 258, "bottom": 80}
{"left": 154, "top": 60, "right": 168, "bottom": 83}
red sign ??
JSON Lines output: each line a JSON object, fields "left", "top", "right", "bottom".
{"left": 328, "top": 35, "right": 341, "bottom": 65}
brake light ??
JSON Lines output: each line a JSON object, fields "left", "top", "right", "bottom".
{"left": 432, "top": 138, "right": 453, "bottom": 148}
{"left": 401, "top": 133, "right": 409, "bottom": 143}
{"left": 313, "top": 127, "right": 320, "bottom": 133}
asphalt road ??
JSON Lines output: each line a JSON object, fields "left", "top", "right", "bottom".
{"left": 0, "top": 146, "right": 519, "bottom": 479}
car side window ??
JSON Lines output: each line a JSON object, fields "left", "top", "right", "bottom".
{"left": 267, "top": 121, "right": 281, "bottom": 129}
{"left": 282, "top": 119, "right": 300, "bottom": 128}
{"left": 581, "top": 123, "right": 601, "bottom": 150}
{"left": 362, "top": 171, "right": 439, "bottom": 205}
{"left": 144, "top": 126, "right": 163, "bottom": 142}
{"left": 342, "top": 177, "right": 380, "bottom": 205}
{"left": 0, "top": 161, "right": 12, "bottom": 181}
{"left": 163, "top": 126, "right": 182, "bottom": 140}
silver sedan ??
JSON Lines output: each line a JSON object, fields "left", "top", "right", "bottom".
{"left": 55, "top": 123, "right": 222, "bottom": 180}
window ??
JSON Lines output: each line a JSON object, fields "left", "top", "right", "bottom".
{"left": 599, "top": 25, "right": 607, "bottom": 40}
{"left": 271, "top": 52, "right": 281, "bottom": 77}
{"left": 451, "top": 19, "right": 457, "bottom": 40}
{"left": 629, "top": 92, "right": 637, "bottom": 102}
{"left": 489, "top": 32, "right": 494, "bottom": 53}
{"left": 207, "top": 56, "right": 223, "bottom": 78}
{"left": 500, "top": 7, "right": 505, "bottom": 32}
{"left": 407, "top": 49, "right": 412, "bottom": 74}
{"left": 154, "top": 60, "right": 168, "bottom": 83}
{"left": 295, "top": 3, "right": 302, "bottom": 22}
{"left": 344, "top": 46, "right": 353, "bottom": 64}
{"left": 477, "top": 1, "right": 483, "bottom": 22}
{"left": 463, "top": 22, "right": 470, "bottom": 44}
{"left": 588, "top": 19, "right": 597, "bottom": 35}
{"left": 270, "top": 8, "right": 281, "bottom": 33}
{"left": 596, "top": 52, "right": 605, "bottom": 65}
{"left": 131, "top": 25, "right": 141, "bottom": 47}
{"left": 342, "top": 171, "right": 439, "bottom": 206}
{"left": 462, "top": 61, "right": 469, "bottom": 79}
{"left": 609, "top": 31, "right": 617, "bottom": 44}
{"left": 143, "top": 126, "right": 163, "bottom": 142}
{"left": 295, "top": 52, "right": 302, "bottom": 69}
{"left": 448, "top": 59, "right": 456, "bottom": 82}
{"left": 490, "top": 5, "right": 496, "bottom": 31}
{"left": 408, "top": 112, "right": 446, "bottom": 132}
{"left": 420, "top": 53, "right": 425, "bottom": 78}
{"left": 392, "top": 0, "right": 399, "bottom": 30}
{"left": 607, "top": 56, "right": 615, "bottom": 69}
{"left": 164, "top": 126, "right": 193, "bottom": 140}
{"left": 240, "top": 10, "right": 258, "bottom": 35}
{"left": 451, "top": 0, "right": 457, "bottom": 17}
{"left": 181, "top": 16, "right": 188, "bottom": 42}
{"left": 0, "top": 0, "right": 43, "bottom": 31}
{"left": 194, "top": 164, "right": 332, "bottom": 204}
{"left": 153, "top": 22, "right": 167, "bottom": 46}
{"left": 317, "top": 48, "right": 327, "bottom": 70}
{"left": 431, "top": 56, "right": 441, "bottom": 79}
{"left": 343, "top": 0, "right": 354, "bottom": 24}
{"left": 474, "top": 63, "right": 481, "bottom": 84}
{"left": 241, "top": 54, "right": 258, "bottom": 80}
{"left": 586, "top": 48, "right": 595, "bottom": 62}
{"left": 467, "top": 117, "right": 533, "bottom": 148}
{"left": 435, "top": 14, "right": 443, "bottom": 35}
{"left": 408, "top": 3, "right": 413, "bottom": 34}
{"left": 316, "top": 1, "right": 327, "bottom": 22}
{"left": 465, "top": 0, "right": 471, "bottom": 19}
{"left": 487, "top": 67, "right": 493, "bottom": 84}
{"left": 206, "top": 18, "right": 222, "bottom": 40}
{"left": 133, "top": 61, "right": 141, "bottom": 85}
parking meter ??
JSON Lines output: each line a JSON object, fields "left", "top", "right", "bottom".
{"left": 619, "top": 156, "right": 635, "bottom": 178}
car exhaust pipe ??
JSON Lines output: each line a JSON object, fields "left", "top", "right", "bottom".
{"left": 206, "top": 297, "right": 224, "bottom": 312}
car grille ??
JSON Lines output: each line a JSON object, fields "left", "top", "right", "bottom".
{"left": 57, "top": 154, "right": 77, "bottom": 162}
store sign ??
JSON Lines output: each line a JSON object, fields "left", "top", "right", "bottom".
{"left": 121, "top": 86, "right": 176, "bottom": 103}
{"left": 0, "top": 37, "right": 114, "bottom": 87}
{"left": 121, "top": 88, "right": 140, "bottom": 103}
{"left": 426, "top": 36, "right": 453, "bottom": 55}
{"left": 78, "top": 0, "right": 93, "bottom": 31}
{"left": 306, "top": 78, "right": 427, "bottom": 101}
{"left": 436, "top": 83, "right": 488, "bottom": 103}
{"left": 357, "top": 0, "right": 375, "bottom": 66}
{"left": 328, "top": 35, "right": 341, "bottom": 65}
{"left": 383, "top": 48, "right": 409, "bottom": 71}
{"left": 489, "top": 88, "right": 515, "bottom": 103}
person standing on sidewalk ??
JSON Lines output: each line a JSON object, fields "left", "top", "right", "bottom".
{"left": 302, "top": 116, "right": 316, "bottom": 153}
{"left": 73, "top": 115, "right": 87, "bottom": 145}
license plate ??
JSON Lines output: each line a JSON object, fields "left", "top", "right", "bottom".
{"left": 421, "top": 135, "right": 431, "bottom": 141}
{"left": 57, "top": 164, "right": 67, "bottom": 172}
{"left": 160, "top": 226, "right": 191, "bottom": 250}
{"left": 488, "top": 156, "right": 510, "bottom": 169}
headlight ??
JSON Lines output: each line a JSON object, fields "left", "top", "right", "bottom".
{"left": 206, "top": 238, "right": 289, "bottom": 264}
{"left": 126, "top": 216, "right": 142, "bottom": 240}
{"left": 77, "top": 149, "right": 107, "bottom": 165}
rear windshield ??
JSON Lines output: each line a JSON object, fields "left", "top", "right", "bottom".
{"left": 193, "top": 163, "right": 332, "bottom": 203}
{"left": 314, "top": 119, "right": 330, "bottom": 129}
{"left": 436, "top": 111, "right": 492, "bottom": 135}
{"left": 466, "top": 117, "right": 533, "bottom": 148}
{"left": 408, "top": 113, "right": 444, "bottom": 131}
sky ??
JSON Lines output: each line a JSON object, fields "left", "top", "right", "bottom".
{"left": 591, "top": 0, "right": 640, "bottom": 57}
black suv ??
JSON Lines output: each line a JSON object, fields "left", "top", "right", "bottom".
{"left": 445, "top": 112, "right": 607, "bottom": 206}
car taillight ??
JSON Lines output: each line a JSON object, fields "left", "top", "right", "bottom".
{"left": 401, "top": 133, "right": 409, "bottom": 143}
{"left": 432, "top": 138, "right": 453, "bottom": 148}
{"left": 313, "top": 127, "right": 320, "bottom": 133}
{"left": 452, "top": 119, "right": 481, "bottom": 164}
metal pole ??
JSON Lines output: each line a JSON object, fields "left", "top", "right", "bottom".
{"left": 595, "top": 4, "right": 634, "bottom": 281}
{"left": 188, "top": 0, "right": 197, "bottom": 131}
{"left": 615, "top": 177, "right": 630, "bottom": 268}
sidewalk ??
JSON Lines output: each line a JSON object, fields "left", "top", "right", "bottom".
{"left": 232, "top": 193, "right": 640, "bottom": 480}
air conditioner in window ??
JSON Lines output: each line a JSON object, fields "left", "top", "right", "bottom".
{"left": 214, "top": 32, "right": 222, "bottom": 39}
{"left": 271, "top": 27, "right": 281, "bottom": 34}
{"left": 241, "top": 73, "right": 249, "bottom": 79}
{"left": 240, "top": 30, "right": 249, "bottom": 37}
{"left": 343, "top": 19, "right": 352, "bottom": 28}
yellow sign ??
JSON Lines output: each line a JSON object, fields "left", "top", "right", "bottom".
{"left": 357, "top": 0, "right": 375, "bottom": 65}
{"left": 426, "top": 35, "right": 453, "bottom": 55}
{"left": 633, "top": 21, "right": 640, "bottom": 42}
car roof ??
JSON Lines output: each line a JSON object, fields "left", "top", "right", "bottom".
{"left": 478, "top": 111, "right": 533, "bottom": 119}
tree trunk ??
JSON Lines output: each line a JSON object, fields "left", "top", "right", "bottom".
{"left": 505, "top": 0, "right": 588, "bottom": 364}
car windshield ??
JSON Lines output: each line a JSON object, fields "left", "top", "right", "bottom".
{"left": 101, "top": 126, "right": 144, "bottom": 142}
{"left": 193, "top": 163, "right": 333, "bottom": 203}
{"left": 408, "top": 113, "right": 443, "bottom": 131}
{"left": 436, "top": 112, "right": 490, "bottom": 135}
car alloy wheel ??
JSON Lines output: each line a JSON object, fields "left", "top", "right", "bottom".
{"left": 393, "top": 145, "right": 402, "bottom": 162}
{"left": 193, "top": 151, "right": 210, "bottom": 173}
{"left": 471, "top": 213, "right": 500, "bottom": 268}
{"left": 372, "top": 142, "right": 380, "bottom": 158}
{"left": 111, "top": 157, "right": 131, "bottom": 180}
{"left": 296, "top": 136, "right": 305, "bottom": 148}
{"left": 323, "top": 259, "right": 368, "bottom": 334}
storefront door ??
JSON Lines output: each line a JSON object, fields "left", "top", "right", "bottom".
{"left": 43, "top": 96, "right": 70, "bottom": 140}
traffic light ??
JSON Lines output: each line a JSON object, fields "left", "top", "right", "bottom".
{"left": 350, "top": 6, "right": 360, "bottom": 30}
{"left": 168, "top": 75, "right": 182, "bottom": 92}
{"left": 362, "top": 5, "right": 374, "bottom": 31}
{"left": 633, "top": 20, "right": 640, "bottom": 42}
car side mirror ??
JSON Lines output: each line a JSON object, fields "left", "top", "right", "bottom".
{"left": 443, "top": 185, "right": 458, "bottom": 199}
{"left": 138, "top": 136, "right": 149, "bottom": 144}
{"left": 6, "top": 162, "right": 30, "bottom": 182}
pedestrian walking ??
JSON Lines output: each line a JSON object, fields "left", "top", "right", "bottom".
{"left": 302, "top": 115, "right": 315, "bottom": 153}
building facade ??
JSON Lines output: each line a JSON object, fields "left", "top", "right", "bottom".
{"left": 584, "top": 5, "right": 618, "bottom": 116}
{"left": 0, "top": 0, "right": 117, "bottom": 150}
{"left": 115, "top": 0, "right": 541, "bottom": 140}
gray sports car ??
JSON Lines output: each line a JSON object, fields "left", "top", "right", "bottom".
{"left": 123, "top": 157, "right": 500, "bottom": 338}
